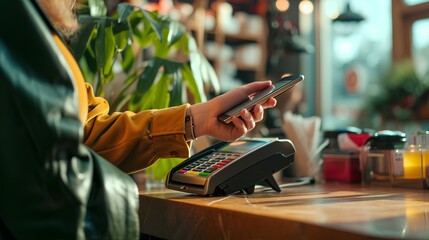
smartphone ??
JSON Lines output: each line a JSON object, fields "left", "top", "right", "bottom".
{"left": 218, "top": 73, "right": 304, "bottom": 124}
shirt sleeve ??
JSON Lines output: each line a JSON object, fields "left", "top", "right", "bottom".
{"left": 83, "top": 83, "right": 192, "bottom": 173}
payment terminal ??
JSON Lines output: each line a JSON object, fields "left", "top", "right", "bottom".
{"left": 166, "top": 138, "right": 295, "bottom": 196}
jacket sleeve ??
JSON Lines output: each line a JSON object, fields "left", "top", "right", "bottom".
{"left": 84, "top": 83, "right": 192, "bottom": 173}
{"left": 0, "top": 1, "right": 139, "bottom": 239}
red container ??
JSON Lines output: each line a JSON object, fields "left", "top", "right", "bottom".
{"left": 323, "top": 151, "right": 361, "bottom": 183}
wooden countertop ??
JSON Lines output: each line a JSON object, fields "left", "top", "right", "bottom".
{"left": 138, "top": 182, "right": 429, "bottom": 240}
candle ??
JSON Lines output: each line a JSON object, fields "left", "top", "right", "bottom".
{"left": 402, "top": 149, "right": 423, "bottom": 179}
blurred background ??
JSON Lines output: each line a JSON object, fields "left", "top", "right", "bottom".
{"left": 105, "top": 0, "right": 429, "bottom": 135}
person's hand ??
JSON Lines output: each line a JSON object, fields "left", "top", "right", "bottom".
{"left": 190, "top": 81, "right": 277, "bottom": 142}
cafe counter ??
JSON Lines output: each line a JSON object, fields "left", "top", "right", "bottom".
{"left": 138, "top": 182, "right": 429, "bottom": 239}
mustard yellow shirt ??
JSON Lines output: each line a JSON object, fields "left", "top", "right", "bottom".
{"left": 53, "top": 35, "right": 191, "bottom": 173}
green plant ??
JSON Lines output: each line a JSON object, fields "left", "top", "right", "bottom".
{"left": 69, "top": 0, "right": 219, "bottom": 180}
{"left": 365, "top": 60, "right": 429, "bottom": 123}
{"left": 70, "top": 0, "right": 219, "bottom": 112}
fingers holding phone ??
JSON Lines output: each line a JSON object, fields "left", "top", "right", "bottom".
{"left": 218, "top": 73, "right": 304, "bottom": 124}
{"left": 232, "top": 109, "right": 256, "bottom": 133}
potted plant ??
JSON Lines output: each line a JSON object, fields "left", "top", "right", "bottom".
{"left": 70, "top": 0, "right": 219, "bottom": 110}
{"left": 69, "top": 0, "right": 219, "bottom": 184}
{"left": 362, "top": 60, "right": 429, "bottom": 128}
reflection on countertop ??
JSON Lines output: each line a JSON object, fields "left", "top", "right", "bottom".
{"left": 138, "top": 182, "right": 429, "bottom": 240}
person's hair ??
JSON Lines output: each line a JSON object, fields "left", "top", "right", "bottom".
{"left": 39, "top": 0, "right": 79, "bottom": 38}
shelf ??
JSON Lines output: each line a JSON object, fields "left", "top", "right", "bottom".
{"left": 181, "top": 0, "right": 268, "bottom": 87}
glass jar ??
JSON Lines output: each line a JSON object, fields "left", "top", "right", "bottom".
{"left": 393, "top": 134, "right": 425, "bottom": 188}
{"left": 403, "top": 135, "right": 423, "bottom": 178}
{"left": 360, "top": 130, "right": 406, "bottom": 186}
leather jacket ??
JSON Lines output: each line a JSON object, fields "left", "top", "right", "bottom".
{"left": 0, "top": 0, "right": 139, "bottom": 238}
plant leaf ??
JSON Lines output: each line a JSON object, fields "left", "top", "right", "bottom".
{"left": 99, "top": 20, "right": 115, "bottom": 76}
{"left": 128, "top": 11, "right": 146, "bottom": 46}
{"left": 142, "top": 10, "right": 163, "bottom": 41}
{"left": 111, "top": 71, "right": 137, "bottom": 111}
{"left": 162, "top": 59, "right": 183, "bottom": 74}
{"left": 95, "top": 19, "right": 106, "bottom": 68}
{"left": 112, "top": 20, "right": 130, "bottom": 52}
{"left": 145, "top": 158, "right": 184, "bottom": 180}
{"left": 187, "top": 36, "right": 219, "bottom": 93}
{"left": 172, "top": 30, "right": 189, "bottom": 54}
{"left": 117, "top": 3, "right": 136, "bottom": 23}
{"left": 188, "top": 54, "right": 206, "bottom": 102}
{"left": 202, "top": 54, "right": 220, "bottom": 94}
{"left": 170, "top": 71, "right": 183, "bottom": 106}
{"left": 166, "top": 21, "right": 186, "bottom": 47}
{"left": 153, "top": 73, "right": 171, "bottom": 109}
{"left": 129, "top": 85, "right": 151, "bottom": 111}
{"left": 121, "top": 45, "right": 135, "bottom": 73}
{"left": 78, "top": 53, "right": 96, "bottom": 85}
{"left": 182, "top": 65, "right": 202, "bottom": 103}
{"left": 134, "top": 58, "right": 162, "bottom": 102}
{"left": 68, "top": 16, "right": 98, "bottom": 60}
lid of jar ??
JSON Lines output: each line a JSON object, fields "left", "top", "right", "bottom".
{"left": 417, "top": 131, "right": 429, "bottom": 146}
{"left": 323, "top": 126, "right": 363, "bottom": 139}
{"left": 365, "top": 130, "right": 406, "bottom": 149}
{"left": 408, "top": 134, "right": 429, "bottom": 146}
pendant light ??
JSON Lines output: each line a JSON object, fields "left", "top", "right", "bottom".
{"left": 333, "top": 1, "right": 365, "bottom": 23}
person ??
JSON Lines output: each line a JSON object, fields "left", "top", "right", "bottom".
{"left": 0, "top": 0, "right": 276, "bottom": 239}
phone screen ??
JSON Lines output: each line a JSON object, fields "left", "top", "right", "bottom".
{"left": 218, "top": 73, "right": 304, "bottom": 124}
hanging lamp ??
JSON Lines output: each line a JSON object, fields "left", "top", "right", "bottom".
{"left": 333, "top": 2, "right": 365, "bottom": 23}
